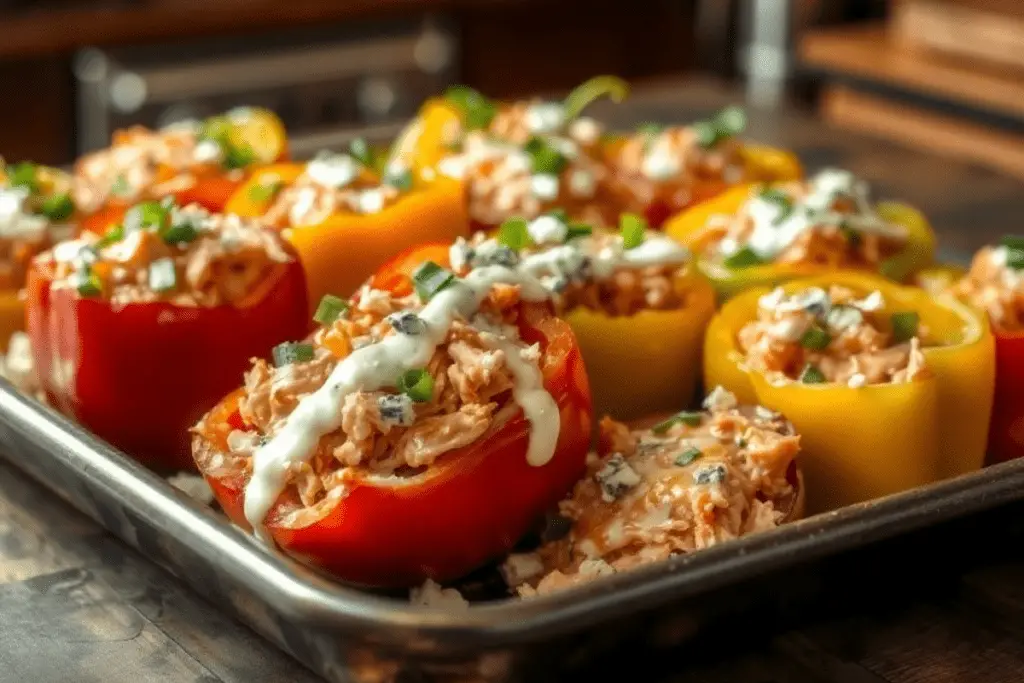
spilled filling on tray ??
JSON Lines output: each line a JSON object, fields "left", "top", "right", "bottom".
{"left": 449, "top": 211, "right": 692, "bottom": 316}
{"left": 37, "top": 200, "right": 293, "bottom": 307}
{"left": 950, "top": 237, "right": 1024, "bottom": 332}
{"left": 738, "top": 284, "right": 931, "bottom": 387}
{"left": 503, "top": 386, "right": 801, "bottom": 597}
{"left": 696, "top": 169, "right": 908, "bottom": 270}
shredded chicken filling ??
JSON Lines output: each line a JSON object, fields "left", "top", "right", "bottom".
{"left": 952, "top": 245, "right": 1024, "bottom": 332}
{"left": 260, "top": 167, "right": 401, "bottom": 228}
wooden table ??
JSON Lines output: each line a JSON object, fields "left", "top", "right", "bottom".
{"left": 2, "top": 80, "right": 1024, "bottom": 683}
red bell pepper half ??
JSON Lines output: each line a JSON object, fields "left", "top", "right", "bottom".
{"left": 988, "top": 328, "right": 1024, "bottom": 465}
{"left": 27, "top": 254, "right": 310, "bottom": 472}
{"left": 192, "top": 299, "right": 593, "bottom": 587}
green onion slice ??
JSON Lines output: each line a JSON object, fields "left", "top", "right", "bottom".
{"left": 148, "top": 257, "right": 177, "bottom": 293}
{"left": 124, "top": 201, "right": 169, "bottom": 233}
{"left": 223, "top": 144, "right": 257, "bottom": 171}
{"left": 498, "top": 218, "right": 532, "bottom": 251}
{"left": 758, "top": 186, "right": 794, "bottom": 225}
{"left": 524, "top": 137, "right": 568, "bottom": 175}
{"left": 890, "top": 311, "right": 920, "bottom": 343}
{"left": 563, "top": 75, "right": 630, "bottom": 121}
{"left": 75, "top": 271, "right": 102, "bottom": 297}
{"left": 723, "top": 246, "right": 764, "bottom": 269}
{"left": 40, "top": 193, "right": 75, "bottom": 221}
{"left": 652, "top": 410, "right": 703, "bottom": 434}
{"left": 160, "top": 220, "right": 200, "bottom": 245}
{"left": 675, "top": 447, "right": 702, "bottom": 467}
{"left": 7, "top": 162, "right": 38, "bottom": 193}
{"left": 799, "top": 364, "right": 827, "bottom": 384}
{"left": 999, "top": 235, "right": 1024, "bottom": 250}
{"left": 620, "top": 213, "right": 647, "bottom": 249}
{"left": 799, "top": 325, "right": 832, "bottom": 350}
{"left": 347, "top": 137, "right": 378, "bottom": 170}
{"left": 313, "top": 294, "right": 349, "bottom": 325}
{"left": 412, "top": 260, "right": 455, "bottom": 302}
{"left": 247, "top": 180, "right": 282, "bottom": 203}
{"left": 397, "top": 368, "right": 434, "bottom": 402}
{"left": 694, "top": 105, "right": 747, "bottom": 149}
{"left": 384, "top": 167, "right": 413, "bottom": 192}
{"left": 272, "top": 341, "right": 315, "bottom": 367}
{"left": 565, "top": 222, "right": 593, "bottom": 241}
{"left": 110, "top": 174, "right": 132, "bottom": 197}
{"left": 1007, "top": 248, "right": 1024, "bottom": 270}
{"left": 444, "top": 85, "right": 497, "bottom": 130}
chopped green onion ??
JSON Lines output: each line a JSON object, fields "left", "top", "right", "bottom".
{"left": 524, "top": 137, "right": 568, "bottom": 175}
{"left": 313, "top": 294, "right": 349, "bottom": 325}
{"left": 247, "top": 180, "right": 282, "bottom": 203}
{"left": 498, "top": 218, "right": 532, "bottom": 251}
{"left": 758, "top": 186, "right": 794, "bottom": 225}
{"left": 692, "top": 121, "right": 719, "bottom": 149}
{"left": 412, "top": 260, "right": 455, "bottom": 302}
{"left": 198, "top": 115, "right": 232, "bottom": 145}
{"left": 347, "top": 137, "right": 378, "bottom": 170}
{"left": 148, "top": 257, "right": 177, "bottom": 293}
{"left": 397, "top": 368, "right": 434, "bottom": 402}
{"left": 694, "top": 105, "right": 747, "bottom": 149}
{"left": 75, "top": 271, "right": 102, "bottom": 297}
{"left": 160, "top": 220, "right": 200, "bottom": 245}
{"left": 384, "top": 167, "right": 413, "bottom": 192}
{"left": 890, "top": 311, "right": 920, "bottom": 343}
{"left": 652, "top": 410, "right": 703, "bottom": 435}
{"left": 110, "top": 174, "right": 132, "bottom": 197}
{"left": 674, "top": 447, "right": 702, "bottom": 467}
{"left": 223, "top": 144, "right": 257, "bottom": 171}
{"left": 723, "top": 246, "right": 764, "bottom": 269}
{"left": 547, "top": 208, "right": 569, "bottom": 223}
{"left": 40, "top": 193, "right": 75, "bottom": 221}
{"left": 96, "top": 225, "right": 124, "bottom": 248}
{"left": 272, "top": 341, "right": 315, "bottom": 367}
{"left": 1007, "top": 248, "right": 1024, "bottom": 270}
{"left": 565, "top": 222, "right": 593, "bottom": 241}
{"left": 7, "top": 162, "right": 38, "bottom": 193}
{"left": 444, "top": 85, "right": 497, "bottom": 130}
{"left": 999, "top": 235, "right": 1024, "bottom": 251}
{"left": 620, "top": 213, "right": 647, "bottom": 249}
{"left": 124, "top": 201, "right": 169, "bottom": 233}
{"left": 562, "top": 75, "right": 630, "bottom": 120}
{"left": 799, "top": 364, "right": 826, "bottom": 384}
{"left": 800, "top": 325, "right": 832, "bottom": 350}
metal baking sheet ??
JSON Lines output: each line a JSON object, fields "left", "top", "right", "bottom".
{"left": 3, "top": 377, "right": 1024, "bottom": 682}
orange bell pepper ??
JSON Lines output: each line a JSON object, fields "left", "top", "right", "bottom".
{"left": 666, "top": 183, "right": 937, "bottom": 301}
{"left": 704, "top": 271, "right": 994, "bottom": 513}
{"left": 226, "top": 164, "right": 470, "bottom": 309}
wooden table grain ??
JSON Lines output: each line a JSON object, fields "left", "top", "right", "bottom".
{"left": 2, "top": 79, "right": 1023, "bottom": 683}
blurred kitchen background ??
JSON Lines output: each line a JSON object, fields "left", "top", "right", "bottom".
{"left": 0, "top": 0, "right": 1020, "bottom": 179}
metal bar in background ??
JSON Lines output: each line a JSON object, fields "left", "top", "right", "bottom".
{"left": 738, "top": 0, "right": 793, "bottom": 108}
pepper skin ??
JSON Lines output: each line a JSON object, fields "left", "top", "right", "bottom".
{"left": 704, "top": 272, "right": 994, "bottom": 512}
{"left": 664, "top": 184, "right": 937, "bottom": 301}
{"left": 988, "top": 328, "right": 1024, "bottom": 464}
{"left": 387, "top": 98, "right": 463, "bottom": 184}
{"left": 26, "top": 250, "right": 310, "bottom": 472}
{"left": 192, "top": 302, "right": 593, "bottom": 587}
{"left": 227, "top": 164, "right": 470, "bottom": 307}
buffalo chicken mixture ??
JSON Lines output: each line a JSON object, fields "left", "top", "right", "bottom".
{"left": 504, "top": 386, "right": 801, "bottom": 596}
{"left": 195, "top": 279, "right": 548, "bottom": 528}
{"left": 950, "top": 238, "right": 1024, "bottom": 332}
{"left": 38, "top": 200, "right": 292, "bottom": 307}
{"left": 739, "top": 285, "right": 930, "bottom": 387}
{"left": 0, "top": 160, "right": 77, "bottom": 290}
{"left": 697, "top": 169, "right": 908, "bottom": 270}
{"left": 448, "top": 212, "right": 692, "bottom": 316}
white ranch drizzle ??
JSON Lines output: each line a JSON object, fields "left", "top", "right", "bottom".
{"left": 0, "top": 186, "right": 49, "bottom": 240}
{"left": 243, "top": 264, "right": 552, "bottom": 539}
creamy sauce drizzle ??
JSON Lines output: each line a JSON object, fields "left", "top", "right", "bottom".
{"left": 0, "top": 187, "right": 49, "bottom": 240}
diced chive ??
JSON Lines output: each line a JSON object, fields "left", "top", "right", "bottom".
{"left": 565, "top": 222, "right": 593, "bottom": 241}
{"left": 799, "top": 364, "right": 826, "bottom": 384}
{"left": 444, "top": 85, "right": 497, "bottom": 130}
{"left": 124, "top": 201, "right": 169, "bottom": 233}
{"left": 723, "top": 246, "right": 764, "bottom": 269}
{"left": 96, "top": 225, "right": 124, "bottom": 248}
{"left": 347, "top": 137, "right": 378, "bottom": 170}
{"left": 1007, "top": 248, "right": 1024, "bottom": 271}
{"left": 547, "top": 208, "right": 569, "bottom": 223}
{"left": 397, "top": 368, "right": 434, "bottom": 403}
{"left": 692, "top": 120, "right": 718, "bottom": 149}
{"left": 693, "top": 105, "right": 747, "bottom": 149}
{"left": 620, "top": 213, "right": 647, "bottom": 249}
{"left": 497, "top": 217, "right": 532, "bottom": 251}
{"left": 412, "top": 260, "right": 455, "bottom": 302}
{"left": 524, "top": 136, "right": 568, "bottom": 175}
{"left": 7, "top": 162, "right": 38, "bottom": 193}
{"left": 562, "top": 75, "right": 630, "bottom": 120}
{"left": 272, "top": 341, "right": 315, "bottom": 367}
{"left": 999, "top": 235, "right": 1024, "bottom": 251}
{"left": 758, "top": 186, "right": 794, "bottom": 225}
{"left": 110, "top": 174, "right": 132, "bottom": 197}
{"left": 799, "top": 325, "right": 832, "bottom": 350}
{"left": 75, "top": 271, "right": 102, "bottom": 297}
{"left": 890, "top": 311, "right": 920, "bottom": 344}
{"left": 247, "top": 180, "right": 282, "bottom": 203}
{"left": 40, "top": 193, "right": 75, "bottom": 221}
{"left": 313, "top": 294, "right": 349, "bottom": 325}
{"left": 223, "top": 143, "right": 257, "bottom": 170}
{"left": 148, "top": 257, "right": 177, "bottom": 293}
{"left": 384, "top": 167, "right": 413, "bottom": 192}
{"left": 651, "top": 410, "right": 703, "bottom": 435}
{"left": 198, "top": 115, "right": 232, "bottom": 145}
{"left": 674, "top": 447, "right": 702, "bottom": 467}
{"left": 161, "top": 218, "right": 200, "bottom": 245}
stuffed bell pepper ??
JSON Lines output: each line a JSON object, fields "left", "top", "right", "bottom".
{"left": 949, "top": 236, "right": 1024, "bottom": 464}
{"left": 502, "top": 386, "right": 803, "bottom": 596}
{"left": 0, "top": 160, "right": 80, "bottom": 351}
{"left": 224, "top": 145, "right": 469, "bottom": 305}
{"left": 191, "top": 253, "right": 593, "bottom": 587}
{"left": 704, "top": 272, "right": 994, "bottom": 512}
{"left": 27, "top": 199, "right": 309, "bottom": 471}
{"left": 665, "top": 168, "right": 936, "bottom": 300}
{"left": 388, "top": 75, "right": 627, "bottom": 184}
{"left": 74, "top": 107, "right": 287, "bottom": 233}
{"left": 374, "top": 210, "right": 716, "bottom": 421}
{"left": 602, "top": 107, "right": 803, "bottom": 228}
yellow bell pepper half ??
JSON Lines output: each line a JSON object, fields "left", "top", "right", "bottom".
{"left": 387, "top": 99, "right": 463, "bottom": 185}
{"left": 567, "top": 267, "right": 717, "bottom": 422}
{"left": 704, "top": 271, "right": 994, "bottom": 513}
{"left": 226, "top": 164, "right": 470, "bottom": 310}
{"left": 665, "top": 184, "right": 937, "bottom": 302}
